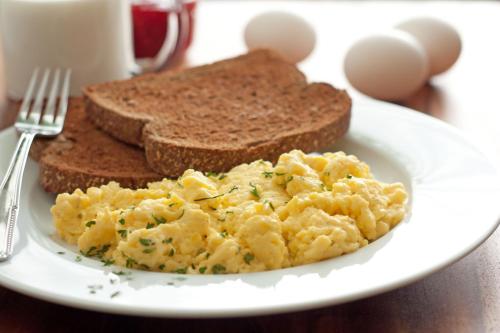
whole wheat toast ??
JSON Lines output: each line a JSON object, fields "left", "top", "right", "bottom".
{"left": 31, "top": 98, "right": 163, "bottom": 193}
{"left": 84, "top": 49, "right": 351, "bottom": 176}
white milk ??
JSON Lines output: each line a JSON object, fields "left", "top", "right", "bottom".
{"left": 0, "top": 0, "right": 136, "bottom": 98}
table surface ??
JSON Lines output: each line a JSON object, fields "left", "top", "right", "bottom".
{"left": 1, "top": 1, "right": 500, "bottom": 332}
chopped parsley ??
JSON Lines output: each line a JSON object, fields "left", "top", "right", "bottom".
{"left": 275, "top": 172, "right": 286, "bottom": 176}
{"left": 143, "top": 248, "right": 155, "bottom": 254}
{"left": 262, "top": 171, "right": 273, "bottom": 178}
{"left": 218, "top": 174, "right": 227, "bottom": 180}
{"left": 264, "top": 200, "right": 275, "bottom": 211}
{"left": 211, "top": 264, "right": 226, "bottom": 274}
{"left": 118, "top": 218, "right": 125, "bottom": 225}
{"left": 117, "top": 229, "right": 128, "bottom": 238}
{"left": 102, "top": 259, "right": 115, "bottom": 266}
{"left": 169, "top": 248, "right": 175, "bottom": 256}
{"left": 82, "top": 246, "right": 96, "bottom": 256}
{"left": 228, "top": 185, "right": 239, "bottom": 193}
{"left": 249, "top": 183, "right": 260, "bottom": 199}
{"left": 244, "top": 253, "right": 255, "bottom": 265}
{"left": 110, "top": 291, "right": 120, "bottom": 298}
{"left": 85, "top": 220, "right": 96, "bottom": 228}
{"left": 75, "top": 256, "right": 82, "bottom": 262}
{"left": 168, "top": 202, "right": 177, "bottom": 207}
{"left": 162, "top": 237, "right": 173, "bottom": 244}
{"left": 126, "top": 257, "right": 137, "bottom": 268}
{"left": 220, "top": 230, "right": 228, "bottom": 238}
{"left": 83, "top": 244, "right": 110, "bottom": 258}
{"left": 57, "top": 251, "right": 65, "bottom": 255}
{"left": 139, "top": 238, "right": 153, "bottom": 246}
{"left": 199, "top": 266, "right": 207, "bottom": 274}
{"left": 346, "top": 174, "right": 353, "bottom": 179}
{"left": 112, "top": 270, "right": 131, "bottom": 276}
{"left": 146, "top": 222, "right": 155, "bottom": 229}
{"left": 159, "top": 264, "right": 165, "bottom": 270}
{"left": 194, "top": 193, "right": 225, "bottom": 202}
{"left": 174, "top": 267, "right": 187, "bottom": 274}
{"left": 176, "top": 182, "right": 184, "bottom": 188}
{"left": 152, "top": 214, "right": 167, "bottom": 225}
{"left": 205, "top": 171, "right": 219, "bottom": 177}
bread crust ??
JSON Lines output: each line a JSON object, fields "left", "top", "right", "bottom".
{"left": 33, "top": 98, "right": 163, "bottom": 193}
{"left": 84, "top": 50, "right": 352, "bottom": 176}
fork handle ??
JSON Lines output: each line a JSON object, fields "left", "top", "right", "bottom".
{"left": 0, "top": 132, "right": 36, "bottom": 261}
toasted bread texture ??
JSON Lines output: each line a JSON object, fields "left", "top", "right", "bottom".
{"left": 84, "top": 49, "right": 351, "bottom": 176}
{"left": 32, "top": 98, "right": 163, "bottom": 193}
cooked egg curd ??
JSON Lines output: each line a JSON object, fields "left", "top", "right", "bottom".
{"left": 52, "top": 150, "right": 408, "bottom": 274}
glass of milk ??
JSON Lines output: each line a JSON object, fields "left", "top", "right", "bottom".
{"left": 0, "top": 0, "right": 188, "bottom": 98}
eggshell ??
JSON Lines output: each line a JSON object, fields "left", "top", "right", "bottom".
{"left": 244, "top": 11, "right": 316, "bottom": 63}
{"left": 344, "top": 31, "right": 429, "bottom": 101}
{"left": 396, "top": 17, "right": 461, "bottom": 76}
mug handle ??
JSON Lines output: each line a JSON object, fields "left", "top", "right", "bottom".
{"left": 130, "top": 0, "right": 189, "bottom": 75}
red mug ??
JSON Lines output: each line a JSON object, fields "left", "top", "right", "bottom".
{"left": 131, "top": 0, "right": 196, "bottom": 71}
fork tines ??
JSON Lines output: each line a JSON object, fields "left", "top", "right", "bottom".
{"left": 18, "top": 68, "right": 71, "bottom": 126}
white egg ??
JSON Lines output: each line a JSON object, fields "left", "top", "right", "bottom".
{"left": 244, "top": 11, "right": 316, "bottom": 63}
{"left": 396, "top": 17, "right": 461, "bottom": 76}
{"left": 344, "top": 31, "right": 429, "bottom": 101}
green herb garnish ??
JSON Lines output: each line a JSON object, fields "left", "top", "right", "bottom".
{"left": 168, "top": 202, "right": 177, "bottom": 207}
{"left": 102, "top": 259, "right": 115, "bottom": 266}
{"left": 262, "top": 171, "right": 273, "bottom": 178}
{"left": 249, "top": 183, "right": 260, "bottom": 199}
{"left": 211, "top": 264, "right": 226, "bottom": 274}
{"left": 118, "top": 218, "right": 125, "bottom": 225}
{"left": 199, "top": 266, "right": 207, "bottom": 274}
{"left": 275, "top": 172, "right": 285, "bottom": 176}
{"left": 219, "top": 174, "right": 227, "bottom": 180}
{"left": 142, "top": 248, "right": 155, "bottom": 254}
{"left": 169, "top": 248, "right": 175, "bottom": 256}
{"left": 346, "top": 174, "right": 353, "bottom": 179}
{"left": 174, "top": 267, "right": 187, "bottom": 274}
{"left": 162, "top": 237, "right": 173, "bottom": 244}
{"left": 146, "top": 223, "right": 155, "bottom": 229}
{"left": 264, "top": 200, "right": 275, "bottom": 211}
{"left": 152, "top": 214, "right": 167, "bottom": 225}
{"left": 194, "top": 193, "right": 225, "bottom": 202}
{"left": 205, "top": 171, "right": 219, "bottom": 177}
{"left": 85, "top": 220, "right": 96, "bottom": 228}
{"left": 159, "top": 264, "right": 165, "bottom": 270}
{"left": 139, "top": 238, "right": 152, "bottom": 246}
{"left": 75, "top": 256, "right": 82, "bottom": 262}
{"left": 117, "top": 229, "right": 127, "bottom": 238}
{"left": 244, "top": 253, "right": 255, "bottom": 265}
{"left": 110, "top": 291, "right": 120, "bottom": 298}
{"left": 220, "top": 230, "right": 228, "bottom": 238}
{"left": 57, "top": 251, "right": 65, "bottom": 255}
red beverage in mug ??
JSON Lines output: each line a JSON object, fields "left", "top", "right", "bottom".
{"left": 131, "top": 0, "right": 196, "bottom": 61}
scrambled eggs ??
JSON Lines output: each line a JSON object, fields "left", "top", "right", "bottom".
{"left": 51, "top": 150, "right": 407, "bottom": 274}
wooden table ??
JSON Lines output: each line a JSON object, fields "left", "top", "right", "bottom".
{"left": 1, "top": 1, "right": 499, "bottom": 332}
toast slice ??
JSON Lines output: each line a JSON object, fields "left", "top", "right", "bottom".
{"left": 32, "top": 98, "right": 163, "bottom": 193}
{"left": 84, "top": 49, "right": 351, "bottom": 176}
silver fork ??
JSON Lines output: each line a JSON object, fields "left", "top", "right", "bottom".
{"left": 0, "top": 68, "right": 71, "bottom": 261}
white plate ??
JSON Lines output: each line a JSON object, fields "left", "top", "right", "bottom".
{"left": 0, "top": 99, "right": 499, "bottom": 318}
